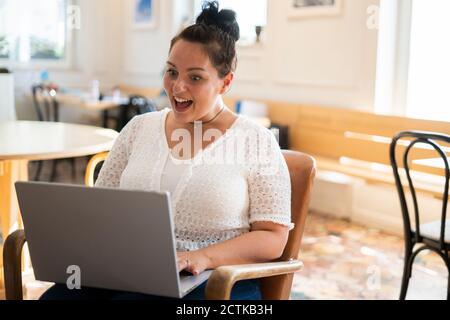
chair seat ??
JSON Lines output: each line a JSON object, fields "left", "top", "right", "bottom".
{"left": 420, "top": 220, "right": 450, "bottom": 243}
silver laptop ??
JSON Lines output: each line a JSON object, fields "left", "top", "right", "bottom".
{"left": 15, "top": 181, "right": 212, "bottom": 299}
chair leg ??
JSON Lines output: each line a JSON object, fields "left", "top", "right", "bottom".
{"left": 70, "top": 158, "right": 77, "bottom": 182}
{"left": 33, "top": 161, "right": 43, "bottom": 181}
{"left": 102, "top": 110, "right": 109, "bottom": 128}
{"left": 447, "top": 269, "right": 450, "bottom": 301}
{"left": 50, "top": 160, "right": 58, "bottom": 182}
{"left": 3, "top": 229, "right": 27, "bottom": 300}
{"left": 445, "top": 253, "right": 450, "bottom": 300}
{"left": 399, "top": 248, "right": 413, "bottom": 300}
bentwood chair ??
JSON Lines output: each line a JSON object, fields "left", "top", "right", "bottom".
{"left": 31, "top": 84, "right": 59, "bottom": 122}
{"left": 31, "top": 84, "right": 76, "bottom": 182}
{"left": 31, "top": 85, "right": 58, "bottom": 181}
{"left": 3, "top": 150, "right": 316, "bottom": 300}
{"left": 390, "top": 131, "right": 450, "bottom": 300}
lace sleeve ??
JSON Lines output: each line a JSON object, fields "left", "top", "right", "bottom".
{"left": 247, "top": 129, "right": 293, "bottom": 230}
{"left": 95, "top": 116, "right": 142, "bottom": 188}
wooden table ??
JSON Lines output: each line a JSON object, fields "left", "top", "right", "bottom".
{"left": 34, "top": 92, "right": 130, "bottom": 128}
{"left": 55, "top": 93, "right": 129, "bottom": 112}
{"left": 0, "top": 121, "right": 118, "bottom": 240}
{"left": 59, "top": 94, "right": 130, "bottom": 128}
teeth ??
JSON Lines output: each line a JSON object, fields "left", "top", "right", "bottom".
{"left": 174, "top": 97, "right": 192, "bottom": 103}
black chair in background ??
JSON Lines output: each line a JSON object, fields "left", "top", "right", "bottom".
{"left": 31, "top": 84, "right": 59, "bottom": 122}
{"left": 269, "top": 123, "right": 289, "bottom": 149}
{"left": 116, "top": 95, "right": 156, "bottom": 131}
{"left": 390, "top": 131, "right": 450, "bottom": 300}
{"left": 100, "top": 93, "right": 120, "bottom": 129}
{"left": 31, "top": 84, "right": 76, "bottom": 182}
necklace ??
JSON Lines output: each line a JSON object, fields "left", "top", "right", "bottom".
{"left": 189, "top": 105, "right": 225, "bottom": 125}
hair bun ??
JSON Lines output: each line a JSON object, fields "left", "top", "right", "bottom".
{"left": 196, "top": 1, "right": 240, "bottom": 42}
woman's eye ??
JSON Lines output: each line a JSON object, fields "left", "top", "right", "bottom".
{"left": 166, "top": 69, "right": 178, "bottom": 77}
{"left": 191, "top": 75, "right": 202, "bottom": 82}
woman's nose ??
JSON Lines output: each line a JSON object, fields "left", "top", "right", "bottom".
{"left": 173, "top": 78, "right": 186, "bottom": 93}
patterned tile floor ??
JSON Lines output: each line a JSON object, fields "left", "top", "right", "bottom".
{"left": 11, "top": 160, "right": 450, "bottom": 300}
{"left": 291, "top": 212, "right": 448, "bottom": 300}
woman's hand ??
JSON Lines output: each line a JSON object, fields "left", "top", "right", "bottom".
{"left": 177, "top": 250, "right": 211, "bottom": 275}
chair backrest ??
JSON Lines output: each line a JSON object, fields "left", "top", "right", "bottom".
{"left": 31, "top": 84, "right": 58, "bottom": 122}
{"left": 85, "top": 152, "right": 109, "bottom": 187}
{"left": 260, "top": 150, "right": 316, "bottom": 299}
{"left": 390, "top": 131, "right": 450, "bottom": 249}
{"left": 129, "top": 94, "right": 156, "bottom": 114}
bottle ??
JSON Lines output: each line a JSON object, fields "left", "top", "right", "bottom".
{"left": 91, "top": 79, "right": 100, "bottom": 101}
{"left": 112, "top": 85, "right": 121, "bottom": 103}
{"left": 40, "top": 70, "right": 49, "bottom": 85}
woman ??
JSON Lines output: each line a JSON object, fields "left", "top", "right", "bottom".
{"left": 40, "top": 1, "right": 292, "bottom": 300}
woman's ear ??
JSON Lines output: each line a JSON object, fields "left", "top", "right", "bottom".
{"left": 219, "top": 72, "right": 234, "bottom": 95}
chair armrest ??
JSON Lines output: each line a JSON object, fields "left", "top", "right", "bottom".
{"left": 3, "top": 229, "right": 27, "bottom": 300}
{"left": 205, "top": 260, "right": 303, "bottom": 300}
{"left": 85, "top": 152, "right": 108, "bottom": 187}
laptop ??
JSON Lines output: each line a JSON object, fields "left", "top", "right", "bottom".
{"left": 15, "top": 181, "right": 212, "bottom": 299}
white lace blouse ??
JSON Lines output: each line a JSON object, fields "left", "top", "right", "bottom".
{"left": 95, "top": 108, "right": 292, "bottom": 251}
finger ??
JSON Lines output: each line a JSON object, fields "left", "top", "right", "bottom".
{"left": 176, "top": 253, "right": 187, "bottom": 269}
{"left": 177, "top": 259, "right": 188, "bottom": 271}
{"left": 185, "top": 264, "right": 201, "bottom": 275}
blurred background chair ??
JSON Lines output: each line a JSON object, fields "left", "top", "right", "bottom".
{"left": 31, "top": 84, "right": 77, "bottom": 182}
{"left": 3, "top": 150, "right": 316, "bottom": 300}
{"left": 31, "top": 84, "right": 59, "bottom": 122}
{"left": 390, "top": 131, "right": 450, "bottom": 300}
{"left": 116, "top": 95, "right": 156, "bottom": 131}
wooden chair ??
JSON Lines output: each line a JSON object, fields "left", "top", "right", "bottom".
{"left": 205, "top": 150, "right": 316, "bottom": 299}
{"left": 3, "top": 150, "right": 316, "bottom": 300}
{"left": 84, "top": 152, "right": 109, "bottom": 187}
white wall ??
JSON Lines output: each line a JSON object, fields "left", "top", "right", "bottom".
{"left": 231, "top": 0, "right": 379, "bottom": 111}
{"left": 120, "top": 0, "right": 194, "bottom": 88}
{"left": 0, "top": 73, "right": 15, "bottom": 121}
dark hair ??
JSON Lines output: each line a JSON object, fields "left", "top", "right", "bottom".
{"left": 170, "top": 1, "right": 240, "bottom": 78}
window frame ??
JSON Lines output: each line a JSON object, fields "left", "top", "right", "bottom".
{"left": 374, "top": 0, "right": 413, "bottom": 117}
{"left": 374, "top": 0, "right": 450, "bottom": 123}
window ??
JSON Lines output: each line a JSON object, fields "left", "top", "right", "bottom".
{"left": 194, "top": 0, "right": 268, "bottom": 45}
{"left": 374, "top": 0, "right": 450, "bottom": 122}
{"left": 0, "top": 0, "right": 70, "bottom": 66}
{"left": 0, "top": 33, "right": 8, "bottom": 59}
{"left": 406, "top": 0, "right": 450, "bottom": 122}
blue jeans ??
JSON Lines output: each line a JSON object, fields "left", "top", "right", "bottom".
{"left": 39, "top": 279, "right": 261, "bottom": 300}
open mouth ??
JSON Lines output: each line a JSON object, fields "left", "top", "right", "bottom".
{"left": 173, "top": 97, "right": 193, "bottom": 112}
